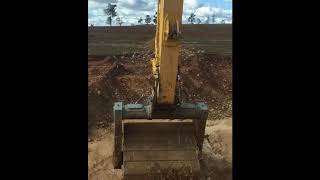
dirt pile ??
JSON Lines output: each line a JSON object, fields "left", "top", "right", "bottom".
{"left": 88, "top": 47, "right": 232, "bottom": 180}
{"left": 88, "top": 48, "right": 232, "bottom": 136}
{"left": 88, "top": 49, "right": 153, "bottom": 136}
{"left": 179, "top": 48, "right": 232, "bottom": 119}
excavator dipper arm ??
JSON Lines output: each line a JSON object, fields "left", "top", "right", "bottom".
{"left": 151, "top": 0, "right": 183, "bottom": 105}
{"left": 112, "top": 0, "right": 209, "bottom": 179}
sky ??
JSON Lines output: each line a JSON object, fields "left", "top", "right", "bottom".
{"left": 88, "top": 0, "right": 232, "bottom": 26}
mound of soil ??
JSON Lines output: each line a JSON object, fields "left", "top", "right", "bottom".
{"left": 88, "top": 47, "right": 232, "bottom": 180}
{"left": 88, "top": 49, "right": 154, "bottom": 135}
{"left": 89, "top": 48, "right": 231, "bottom": 134}
{"left": 179, "top": 48, "right": 232, "bottom": 119}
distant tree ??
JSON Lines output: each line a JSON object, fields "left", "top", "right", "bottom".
{"left": 107, "top": 17, "right": 112, "bottom": 26}
{"left": 104, "top": 3, "right": 117, "bottom": 26}
{"left": 187, "top": 13, "right": 196, "bottom": 24}
{"left": 145, "top": 15, "right": 151, "bottom": 25}
{"left": 212, "top": 14, "right": 216, "bottom": 24}
{"left": 196, "top": 18, "right": 201, "bottom": 24}
{"left": 116, "top": 17, "right": 123, "bottom": 26}
{"left": 153, "top": 12, "right": 157, "bottom": 24}
{"left": 221, "top": 19, "right": 225, "bottom": 24}
{"left": 138, "top": 17, "right": 143, "bottom": 24}
{"left": 205, "top": 16, "right": 210, "bottom": 24}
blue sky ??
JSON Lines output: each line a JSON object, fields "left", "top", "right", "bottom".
{"left": 88, "top": 0, "right": 232, "bottom": 26}
{"left": 202, "top": 0, "right": 232, "bottom": 9}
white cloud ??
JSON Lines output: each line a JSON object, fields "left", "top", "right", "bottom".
{"left": 182, "top": 1, "right": 232, "bottom": 24}
{"left": 184, "top": 0, "right": 200, "bottom": 8}
{"left": 88, "top": 0, "right": 232, "bottom": 26}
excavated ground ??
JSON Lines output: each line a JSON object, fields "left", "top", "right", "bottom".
{"left": 88, "top": 48, "right": 232, "bottom": 180}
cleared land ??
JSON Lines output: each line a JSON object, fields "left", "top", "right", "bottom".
{"left": 88, "top": 24, "right": 232, "bottom": 56}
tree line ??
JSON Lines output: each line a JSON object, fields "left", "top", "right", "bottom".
{"left": 101, "top": 3, "right": 227, "bottom": 26}
{"left": 103, "top": 3, "right": 157, "bottom": 26}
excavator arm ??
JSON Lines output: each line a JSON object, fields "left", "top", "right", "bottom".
{"left": 151, "top": 0, "right": 183, "bottom": 105}
{"left": 112, "top": 0, "right": 209, "bottom": 179}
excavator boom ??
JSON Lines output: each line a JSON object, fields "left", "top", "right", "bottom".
{"left": 152, "top": 0, "right": 183, "bottom": 105}
{"left": 112, "top": 0, "right": 208, "bottom": 179}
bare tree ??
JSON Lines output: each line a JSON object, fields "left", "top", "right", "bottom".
{"left": 212, "top": 14, "right": 216, "bottom": 24}
{"left": 138, "top": 17, "right": 143, "bottom": 24}
{"left": 205, "top": 16, "right": 210, "bottom": 24}
{"left": 145, "top": 15, "right": 151, "bottom": 25}
{"left": 153, "top": 12, "right": 157, "bottom": 25}
{"left": 104, "top": 3, "right": 117, "bottom": 26}
{"left": 221, "top": 19, "right": 225, "bottom": 24}
{"left": 188, "top": 13, "right": 196, "bottom": 24}
{"left": 116, "top": 17, "right": 123, "bottom": 26}
{"left": 107, "top": 16, "right": 112, "bottom": 26}
{"left": 196, "top": 18, "right": 201, "bottom": 24}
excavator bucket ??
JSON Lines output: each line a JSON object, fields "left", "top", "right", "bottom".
{"left": 112, "top": 102, "right": 208, "bottom": 179}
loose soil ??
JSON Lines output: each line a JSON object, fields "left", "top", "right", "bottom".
{"left": 88, "top": 47, "right": 232, "bottom": 180}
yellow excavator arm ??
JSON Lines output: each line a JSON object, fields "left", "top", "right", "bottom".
{"left": 151, "top": 0, "right": 183, "bottom": 105}
{"left": 112, "top": 0, "right": 209, "bottom": 179}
